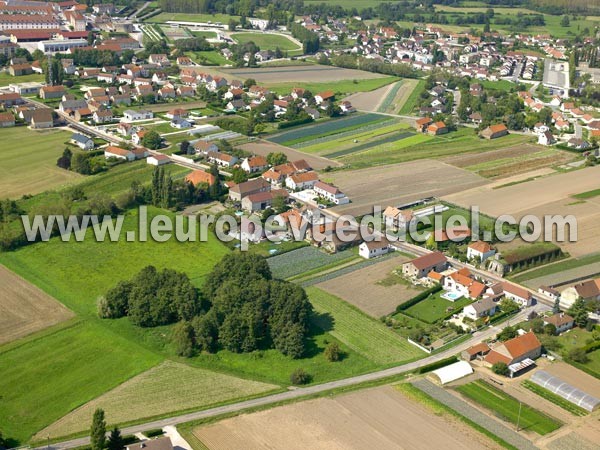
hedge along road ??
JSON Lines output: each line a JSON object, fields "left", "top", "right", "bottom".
{"left": 41, "top": 309, "right": 533, "bottom": 450}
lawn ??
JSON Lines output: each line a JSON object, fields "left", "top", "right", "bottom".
{"left": 265, "top": 77, "right": 399, "bottom": 98}
{"left": 510, "top": 253, "right": 600, "bottom": 283}
{"left": 480, "top": 79, "right": 518, "bottom": 92}
{"left": 306, "top": 287, "right": 425, "bottom": 365}
{"left": 0, "top": 320, "right": 162, "bottom": 444}
{"left": 403, "top": 292, "right": 472, "bottom": 324}
{"left": 339, "top": 127, "right": 531, "bottom": 168}
{"left": 455, "top": 380, "right": 562, "bottom": 435}
{"left": 231, "top": 32, "right": 299, "bottom": 51}
{"left": 0, "top": 127, "right": 82, "bottom": 199}
{"left": 191, "top": 30, "right": 217, "bottom": 39}
{"left": 37, "top": 360, "right": 280, "bottom": 440}
{"left": 187, "top": 50, "right": 231, "bottom": 66}
{"left": 0, "top": 71, "right": 44, "bottom": 86}
{"left": 146, "top": 12, "right": 238, "bottom": 23}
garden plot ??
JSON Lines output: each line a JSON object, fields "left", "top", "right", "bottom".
{"left": 316, "top": 256, "right": 422, "bottom": 318}
{"left": 160, "top": 25, "right": 192, "bottom": 40}
{"left": 267, "top": 246, "right": 357, "bottom": 280}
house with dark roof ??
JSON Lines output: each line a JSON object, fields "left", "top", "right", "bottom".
{"left": 402, "top": 251, "right": 448, "bottom": 279}
{"left": 543, "top": 313, "right": 574, "bottom": 334}
{"left": 30, "top": 109, "right": 53, "bottom": 128}
{"left": 228, "top": 177, "right": 271, "bottom": 202}
{"left": 463, "top": 298, "right": 497, "bottom": 321}
{"left": 70, "top": 133, "right": 94, "bottom": 150}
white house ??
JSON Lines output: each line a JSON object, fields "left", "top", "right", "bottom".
{"left": 285, "top": 171, "right": 319, "bottom": 190}
{"left": 206, "top": 151, "right": 237, "bottom": 168}
{"left": 503, "top": 282, "right": 533, "bottom": 307}
{"left": 543, "top": 313, "right": 574, "bottom": 334}
{"left": 147, "top": 154, "right": 171, "bottom": 166}
{"left": 123, "top": 109, "right": 153, "bottom": 122}
{"left": 463, "top": 298, "right": 497, "bottom": 321}
{"left": 359, "top": 240, "right": 390, "bottom": 259}
{"left": 241, "top": 156, "right": 269, "bottom": 173}
{"left": 70, "top": 133, "right": 94, "bottom": 150}
{"left": 538, "top": 130, "right": 556, "bottom": 146}
{"left": 313, "top": 181, "right": 349, "bottom": 205}
{"left": 104, "top": 146, "right": 135, "bottom": 161}
{"left": 383, "top": 206, "right": 413, "bottom": 230}
{"left": 466, "top": 241, "right": 496, "bottom": 263}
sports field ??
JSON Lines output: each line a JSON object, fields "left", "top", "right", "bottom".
{"left": 455, "top": 380, "right": 562, "bottom": 435}
{"left": 0, "top": 127, "right": 82, "bottom": 199}
{"left": 231, "top": 32, "right": 299, "bottom": 51}
{"left": 37, "top": 360, "right": 279, "bottom": 439}
{"left": 0, "top": 265, "right": 74, "bottom": 346}
{"left": 307, "top": 287, "right": 424, "bottom": 365}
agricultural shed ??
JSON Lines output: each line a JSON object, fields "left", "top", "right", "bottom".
{"left": 530, "top": 370, "right": 600, "bottom": 412}
{"left": 432, "top": 361, "right": 473, "bottom": 385}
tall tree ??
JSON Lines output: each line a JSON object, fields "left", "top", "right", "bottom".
{"left": 107, "top": 427, "right": 123, "bottom": 450}
{"left": 90, "top": 408, "right": 106, "bottom": 450}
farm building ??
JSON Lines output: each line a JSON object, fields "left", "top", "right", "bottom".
{"left": 480, "top": 124, "right": 508, "bottom": 139}
{"left": 147, "top": 154, "right": 171, "bottom": 166}
{"left": 228, "top": 178, "right": 271, "bottom": 202}
{"left": 461, "top": 342, "right": 490, "bottom": 361}
{"left": 431, "top": 361, "right": 473, "bottom": 385}
{"left": 529, "top": 371, "right": 600, "bottom": 412}
{"left": 484, "top": 332, "right": 542, "bottom": 377}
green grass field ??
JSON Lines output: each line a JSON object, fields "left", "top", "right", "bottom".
{"left": 0, "top": 321, "right": 162, "bottom": 443}
{"left": 38, "top": 360, "right": 280, "bottom": 439}
{"left": 398, "top": 79, "right": 425, "bottom": 115}
{"left": 266, "top": 77, "right": 398, "bottom": 97}
{"left": 187, "top": 50, "right": 231, "bottom": 66}
{"left": 191, "top": 30, "right": 217, "bottom": 39}
{"left": 339, "top": 127, "right": 531, "bottom": 168}
{"left": 510, "top": 253, "right": 600, "bottom": 283}
{"left": 306, "top": 287, "right": 424, "bottom": 365}
{"left": 232, "top": 32, "right": 299, "bottom": 51}
{"left": 0, "top": 127, "right": 83, "bottom": 199}
{"left": 573, "top": 188, "right": 600, "bottom": 199}
{"left": 404, "top": 292, "right": 472, "bottom": 324}
{"left": 146, "top": 12, "right": 239, "bottom": 23}
{"left": 0, "top": 72, "right": 45, "bottom": 86}
{"left": 456, "top": 380, "right": 562, "bottom": 435}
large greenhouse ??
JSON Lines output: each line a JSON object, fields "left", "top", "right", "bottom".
{"left": 529, "top": 370, "right": 600, "bottom": 412}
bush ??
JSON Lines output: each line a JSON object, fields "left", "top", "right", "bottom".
{"left": 568, "top": 347, "right": 590, "bottom": 363}
{"left": 278, "top": 116, "right": 313, "bottom": 130}
{"left": 416, "top": 356, "right": 458, "bottom": 374}
{"left": 491, "top": 362, "right": 509, "bottom": 376}
{"left": 582, "top": 340, "right": 600, "bottom": 353}
{"left": 144, "top": 429, "right": 164, "bottom": 438}
{"left": 290, "top": 368, "right": 311, "bottom": 385}
{"left": 324, "top": 342, "right": 341, "bottom": 362}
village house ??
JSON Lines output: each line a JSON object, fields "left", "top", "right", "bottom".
{"left": 313, "top": 181, "right": 349, "bottom": 205}
{"left": 104, "top": 146, "right": 135, "bottom": 161}
{"left": 193, "top": 141, "right": 218, "bottom": 155}
{"left": 538, "top": 130, "right": 556, "bottom": 146}
{"left": 402, "top": 252, "right": 448, "bottom": 279}
{"left": 466, "top": 241, "right": 496, "bottom": 263}
{"left": 427, "top": 121, "right": 448, "bottom": 136}
{"left": 560, "top": 278, "right": 600, "bottom": 307}
{"left": 123, "top": 109, "right": 153, "bottom": 122}
{"left": 502, "top": 282, "right": 533, "bottom": 307}
{"left": 93, "top": 109, "right": 113, "bottom": 124}
{"left": 484, "top": 332, "right": 542, "bottom": 377}
{"left": 285, "top": 171, "right": 319, "bottom": 190}
{"left": 39, "top": 85, "right": 66, "bottom": 100}
{"left": 0, "top": 111, "right": 15, "bottom": 127}
{"left": 116, "top": 122, "right": 133, "bottom": 136}
{"left": 165, "top": 108, "right": 188, "bottom": 121}
{"left": 206, "top": 151, "right": 238, "bottom": 168}
{"left": 463, "top": 298, "right": 497, "bottom": 321}
{"left": 70, "top": 133, "right": 94, "bottom": 150}
{"left": 480, "top": 123, "right": 508, "bottom": 139}
{"left": 241, "top": 189, "right": 289, "bottom": 212}
{"left": 185, "top": 170, "right": 216, "bottom": 186}
{"left": 241, "top": 156, "right": 268, "bottom": 173}
{"left": 315, "top": 90, "right": 335, "bottom": 104}
{"left": 543, "top": 313, "right": 574, "bottom": 334}
{"left": 228, "top": 177, "right": 271, "bottom": 202}
{"left": 383, "top": 206, "right": 413, "bottom": 230}
{"left": 30, "top": 109, "right": 53, "bottom": 128}
{"left": 358, "top": 239, "right": 390, "bottom": 259}
{"left": 415, "top": 117, "right": 433, "bottom": 132}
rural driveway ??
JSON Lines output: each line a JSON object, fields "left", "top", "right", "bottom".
{"left": 41, "top": 310, "right": 531, "bottom": 450}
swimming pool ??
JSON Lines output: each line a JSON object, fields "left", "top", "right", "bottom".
{"left": 442, "top": 291, "right": 463, "bottom": 302}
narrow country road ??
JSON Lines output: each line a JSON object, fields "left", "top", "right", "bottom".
{"left": 40, "top": 309, "right": 533, "bottom": 450}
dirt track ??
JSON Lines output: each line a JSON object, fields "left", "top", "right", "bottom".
{"left": 193, "top": 386, "right": 500, "bottom": 450}
{"left": 316, "top": 256, "right": 420, "bottom": 317}
{"left": 239, "top": 140, "right": 341, "bottom": 169}
{"left": 0, "top": 264, "right": 74, "bottom": 345}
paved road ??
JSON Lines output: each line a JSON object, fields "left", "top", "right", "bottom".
{"left": 413, "top": 379, "right": 538, "bottom": 450}
{"left": 39, "top": 309, "right": 531, "bottom": 450}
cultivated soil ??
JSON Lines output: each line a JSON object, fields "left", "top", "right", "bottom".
{"left": 239, "top": 140, "right": 341, "bottom": 170}
{"left": 316, "top": 256, "right": 420, "bottom": 317}
{"left": 0, "top": 265, "right": 74, "bottom": 346}
{"left": 193, "top": 385, "right": 501, "bottom": 450}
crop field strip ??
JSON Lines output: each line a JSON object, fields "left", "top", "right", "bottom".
{"left": 324, "top": 130, "right": 415, "bottom": 158}
{"left": 267, "top": 113, "right": 387, "bottom": 146}
{"left": 306, "top": 287, "right": 424, "bottom": 365}
{"left": 455, "top": 380, "right": 563, "bottom": 436}
{"left": 376, "top": 80, "right": 404, "bottom": 113}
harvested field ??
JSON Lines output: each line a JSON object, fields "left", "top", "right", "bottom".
{"left": 213, "top": 65, "right": 387, "bottom": 84}
{"left": 141, "top": 100, "right": 207, "bottom": 112}
{"left": 193, "top": 386, "right": 500, "bottom": 450}
{"left": 38, "top": 360, "right": 278, "bottom": 439}
{"left": 346, "top": 79, "right": 421, "bottom": 114}
{"left": 344, "top": 81, "right": 397, "bottom": 112}
{"left": 444, "top": 144, "right": 542, "bottom": 168}
{"left": 0, "top": 264, "right": 74, "bottom": 346}
{"left": 325, "top": 159, "right": 488, "bottom": 217}
{"left": 316, "top": 256, "right": 421, "bottom": 317}
{"left": 443, "top": 165, "right": 600, "bottom": 257}
{"left": 238, "top": 140, "right": 341, "bottom": 170}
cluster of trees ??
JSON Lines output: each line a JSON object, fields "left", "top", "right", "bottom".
{"left": 173, "top": 253, "right": 313, "bottom": 358}
{"left": 290, "top": 23, "right": 320, "bottom": 54}
{"left": 98, "top": 266, "right": 202, "bottom": 326}
{"left": 214, "top": 116, "right": 256, "bottom": 135}
{"left": 457, "top": 89, "right": 527, "bottom": 130}
{"left": 141, "top": 130, "right": 162, "bottom": 150}
{"left": 56, "top": 148, "right": 107, "bottom": 175}
{"left": 90, "top": 408, "right": 126, "bottom": 450}
{"left": 174, "top": 37, "right": 212, "bottom": 52}
{"left": 69, "top": 48, "right": 134, "bottom": 68}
